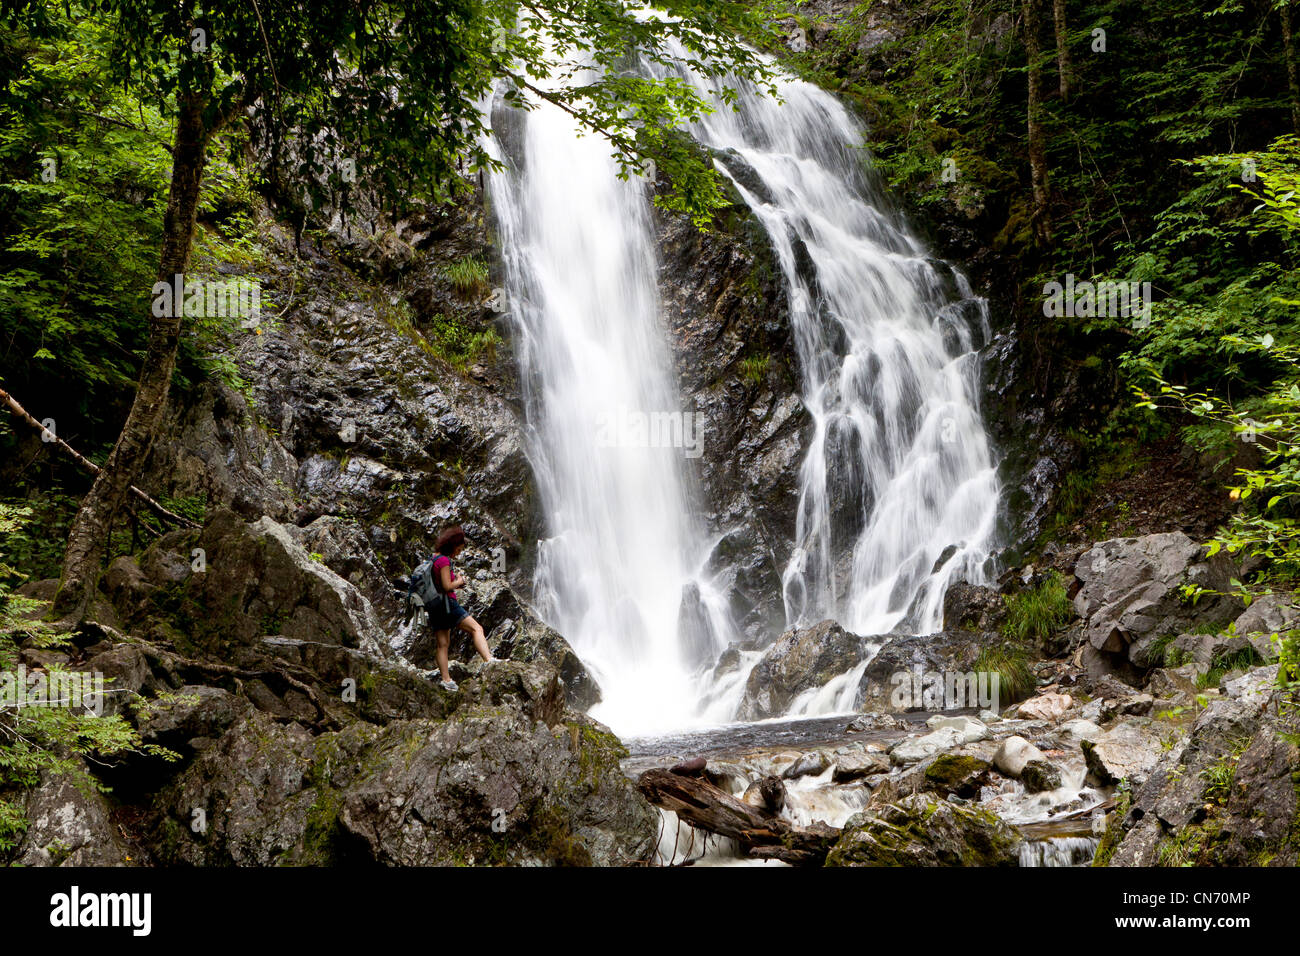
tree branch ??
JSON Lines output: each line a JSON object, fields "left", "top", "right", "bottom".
{"left": 0, "top": 386, "right": 199, "bottom": 531}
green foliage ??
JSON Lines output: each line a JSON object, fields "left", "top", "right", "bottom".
{"left": 443, "top": 256, "right": 490, "bottom": 298}
{"left": 0, "top": 13, "right": 168, "bottom": 447}
{"left": 1001, "top": 571, "right": 1073, "bottom": 642}
{"left": 420, "top": 313, "right": 504, "bottom": 371}
{"left": 0, "top": 504, "right": 33, "bottom": 606}
{"left": 1128, "top": 137, "right": 1300, "bottom": 598}
{"left": 973, "top": 641, "right": 1035, "bottom": 703}
{"left": 0, "top": 488, "right": 80, "bottom": 584}
{"left": 14, "top": 0, "right": 780, "bottom": 227}
{"left": 0, "top": 508, "right": 179, "bottom": 855}
{"left": 738, "top": 353, "right": 770, "bottom": 384}
{"left": 2, "top": 0, "right": 785, "bottom": 489}
{"left": 0, "top": 10, "right": 264, "bottom": 451}
{"left": 1279, "top": 627, "right": 1300, "bottom": 699}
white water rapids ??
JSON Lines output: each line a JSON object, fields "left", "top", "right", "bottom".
{"left": 486, "top": 43, "right": 1000, "bottom": 735}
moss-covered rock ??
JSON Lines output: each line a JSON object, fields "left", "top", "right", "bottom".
{"left": 335, "top": 703, "right": 654, "bottom": 866}
{"left": 140, "top": 661, "right": 654, "bottom": 866}
{"left": 1021, "top": 760, "right": 1063, "bottom": 794}
{"left": 923, "top": 753, "right": 993, "bottom": 798}
{"left": 826, "top": 794, "right": 1021, "bottom": 866}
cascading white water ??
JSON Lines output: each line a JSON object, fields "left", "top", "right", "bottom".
{"left": 487, "top": 73, "right": 739, "bottom": 736}
{"left": 646, "top": 56, "right": 1002, "bottom": 640}
{"left": 487, "top": 36, "right": 1001, "bottom": 732}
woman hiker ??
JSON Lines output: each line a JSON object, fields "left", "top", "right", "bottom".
{"left": 427, "top": 525, "right": 496, "bottom": 691}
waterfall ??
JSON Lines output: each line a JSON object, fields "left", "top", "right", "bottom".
{"left": 486, "top": 72, "right": 738, "bottom": 736}
{"left": 487, "top": 41, "right": 1000, "bottom": 733}
{"left": 1019, "top": 837, "right": 1100, "bottom": 867}
{"left": 648, "top": 55, "right": 1001, "bottom": 638}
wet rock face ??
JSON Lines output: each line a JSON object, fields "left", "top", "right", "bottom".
{"left": 736, "top": 620, "right": 871, "bottom": 720}
{"left": 826, "top": 793, "right": 1021, "bottom": 866}
{"left": 654, "top": 201, "right": 806, "bottom": 642}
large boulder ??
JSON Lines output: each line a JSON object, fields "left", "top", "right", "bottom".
{"left": 736, "top": 620, "right": 871, "bottom": 720}
{"left": 942, "top": 582, "right": 1006, "bottom": 632}
{"left": 335, "top": 710, "right": 654, "bottom": 866}
{"left": 890, "top": 726, "right": 967, "bottom": 764}
{"left": 1073, "top": 533, "right": 1240, "bottom": 662}
{"left": 124, "top": 510, "right": 390, "bottom": 659}
{"left": 826, "top": 794, "right": 1021, "bottom": 866}
{"left": 147, "top": 662, "right": 655, "bottom": 867}
{"left": 84, "top": 642, "right": 156, "bottom": 717}
{"left": 1021, "top": 760, "right": 1063, "bottom": 793}
{"left": 149, "top": 710, "right": 320, "bottom": 866}
{"left": 832, "top": 751, "right": 892, "bottom": 783}
{"left": 856, "top": 629, "right": 989, "bottom": 713}
{"left": 136, "top": 684, "right": 252, "bottom": 750}
{"left": 15, "top": 761, "right": 131, "bottom": 866}
{"left": 1081, "top": 720, "right": 1165, "bottom": 787}
{"left": 259, "top": 636, "right": 456, "bottom": 725}
{"left": 1145, "top": 663, "right": 1208, "bottom": 708}
{"left": 993, "top": 735, "right": 1047, "bottom": 777}
{"left": 921, "top": 753, "right": 994, "bottom": 798}
{"left": 782, "top": 750, "right": 832, "bottom": 780}
{"left": 1232, "top": 592, "right": 1300, "bottom": 639}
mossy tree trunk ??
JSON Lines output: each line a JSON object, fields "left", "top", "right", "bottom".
{"left": 1024, "top": 0, "right": 1052, "bottom": 244}
{"left": 1283, "top": 0, "right": 1300, "bottom": 134}
{"left": 55, "top": 93, "right": 212, "bottom": 620}
{"left": 1053, "top": 0, "right": 1073, "bottom": 101}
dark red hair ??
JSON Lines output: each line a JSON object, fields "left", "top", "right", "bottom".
{"left": 434, "top": 525, "right": 466, "bottom": 556}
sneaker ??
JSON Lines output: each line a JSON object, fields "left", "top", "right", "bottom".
{"left": 439, "top": 679, "right": 459, "bottom": 692}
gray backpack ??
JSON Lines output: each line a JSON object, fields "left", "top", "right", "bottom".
{"left": 407, "top": 557, "right": 448, "bottom": 613}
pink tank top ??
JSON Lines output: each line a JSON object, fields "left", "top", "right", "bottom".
{"left": 432, "top": 555, "right": 456, "bottom": 600}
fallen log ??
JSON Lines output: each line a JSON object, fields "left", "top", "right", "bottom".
{"left": 637, "top": 767, "right": 840, "bottom": 866}
{"left": 0, "top": 386, "right": 198, "bottom": 530}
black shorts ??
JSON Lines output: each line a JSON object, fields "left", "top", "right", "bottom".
{"left": 427, "top": 596, "right": 468, "bottom": 632}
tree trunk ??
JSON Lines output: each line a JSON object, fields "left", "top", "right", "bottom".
{"left": 1053, "top": 0, "right": 1073, "bottom": 100}
{"left": 1283, "top": 1, "right": 1300, "bottom": 134}
{"left": 55, "top": 95, "right": 210, "bottom": 620}
{"left": 1024, "top": 0, "right": 1052, "bottom": 243}
{"left": 637, "top": 768, "right": 840, "bottom": 866}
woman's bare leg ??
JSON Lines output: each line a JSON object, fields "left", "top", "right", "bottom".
{"left": 435, "top": 629, "right": 452, "bottom": 681}
{"left": 457, "top": 615, "right": 493, "bottom": 662}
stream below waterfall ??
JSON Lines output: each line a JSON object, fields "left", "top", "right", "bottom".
{"left": 622, "top": 711, "right": 1105, "bottom": 867}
